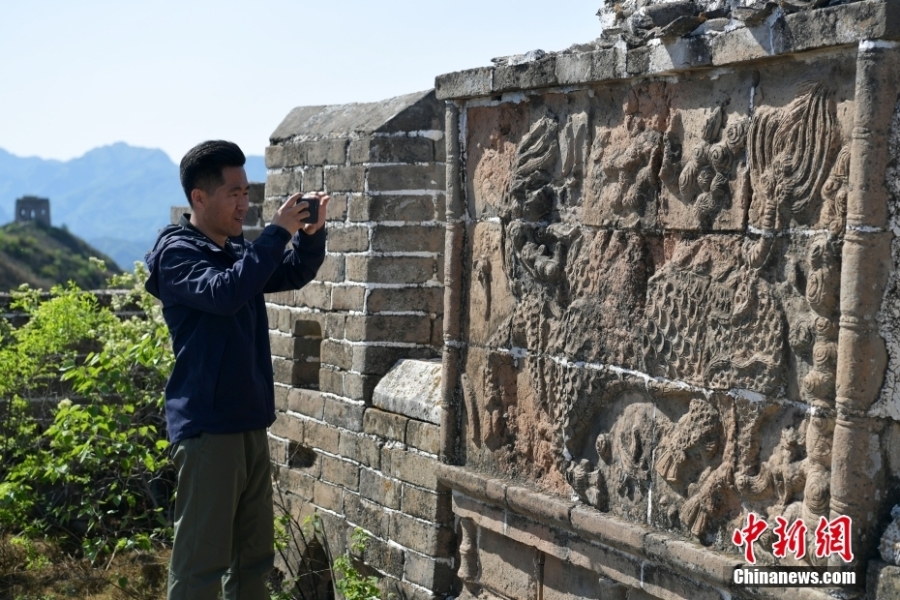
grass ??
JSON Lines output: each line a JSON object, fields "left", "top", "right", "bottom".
{"left": 0, "top": 536, "right": 169, "bottom": 600}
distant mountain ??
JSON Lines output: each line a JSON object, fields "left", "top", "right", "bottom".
{"left": 0, "top": 221, "right": 121, "bottom": 291}
{"left": 0, "top": 144, "right": 267, "bottom": 271}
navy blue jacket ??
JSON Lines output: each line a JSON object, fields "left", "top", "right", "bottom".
{"left": 145, "top": 215, "right": 325, "bottom": 443}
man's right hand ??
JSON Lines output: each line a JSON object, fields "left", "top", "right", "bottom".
{"left": 271, "top": 193, "right": 313, "bottom": 236}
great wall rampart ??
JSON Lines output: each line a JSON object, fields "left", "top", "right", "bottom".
{"left": 166, "top": 1, "right": 900, "bottom": 597}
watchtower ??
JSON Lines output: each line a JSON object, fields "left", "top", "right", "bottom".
{"left": 15, "top": 196, "right": 51, "bottom": 227}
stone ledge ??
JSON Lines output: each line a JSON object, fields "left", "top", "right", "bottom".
{"left": 434, "top": 0, "right": 900, "bottom": 100}
{"left": 438, "top": 464, "right": 836, "bottom": 600}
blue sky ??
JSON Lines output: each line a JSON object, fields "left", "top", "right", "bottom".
{"left": 0, "top": 1, "right": 600, "bottom": 162}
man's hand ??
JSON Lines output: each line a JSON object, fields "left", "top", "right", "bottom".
{"left": 271, "top": 192, "right": 329, "bottom": 236}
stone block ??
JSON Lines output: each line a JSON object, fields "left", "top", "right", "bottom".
{"left": 274, "top": 384, "right": 289, "bottom": 411}
{"left": 566, "top": 537, "right": 642, "bottom": 591}
{"left": 282, "top": 144, "right": 305, "bottom": 168}
{"left": 325, "top": 165, "right": 365, "bottom": 192}
{"left": 275, "top": 468, "right": 316, "bottom": 501}
{"left": 367, "top": 164, "right": 445, "bottom": 192}
{"left": 401, "top": 484, "right": 452, "bottom": 524}
{"left": 265, "top": 145, "right": 285, "bottom": 169}
{"left": 435, "top": 66, "right": 493, "bottom": 100}
{"left": 350, "top": 136, "right": 435, "bottom": 164}
{"left": 625, "top": 46, "right": 651, "bottom": 75}
{"left": 356, "top": 435, "right": 383, "bottom": 468}
{"left": 327, "top": 226, "right": 369, "bottom": 253}
{"left": 261, "top": 198, "right": 281, "bottom": 223}
{"left": 269, "top": 331, "right": 294, "bottom": 358}
{"left": 359, "top": 468, "right": 401, "bottom": 509}
{"left": 363, "top": 408, "right": 409, "bottom": 442}
{"left": 370, "top": 224, "right": 445, "bottom": 253}
{"left": 266, "top": 171, "right": 302, "bottom": 197}
{"left": 346, "top": 255, "right": 435, "bottom": 284}
{"left": 372, "top": 359, "right": 442, "bottom": 424}
{"left": 313, "top": 480, "right": 343, "bottom": 512}
{"left": 324, "top": 313, "right": 345, "bottom": 339}
{"left": 268, "top": 436, "right": 288, "bottom": 465}
{"left": 348, "top": 194, "right": 437, "bottom": 222}
{"left": 318, "top": 366, "right": 343, "bottom": 396}
{"left": 344, "top": 493, "right": 389, "bottom": 539}
{"left": 270, "top": 412, "right": 304, "bottom": 443}
{"left": 507, "top": 486, "right": 574, "bottom": 529}
{"left": 321, "top": 339, "right": 352, "bottom": 371}
{"left": 403, "top": 552, "right": 455, "bottom": 592}
{"left": 344, "top": 314, "right": 434, "bottom": 344}
{"left": 570, "top": 505, "right": 648, "bottom": 553}
{"left": 287, "top": 388, "right": 325, "bottom": 420}
{"left": 542, "top": 554, "right": 616, "bottom": 600}
{"left": 294, "top": 282, "right": 330, "bottom": 310}
{"left": 266, "top": 306, "right": 291, "bottom": 333}
{"left": 406, "top": 420, "right": 440, "bottom": 455}
{"left": 390, "top": 512, "right": 454, "bottom": 556}
{"left": 304, "top": 420, "right": 341, "bottom": 455}
{"left": 306, "top": 139, "right": 348, "bottom": 165}
{"left": 301, "top": 167, "right": 324, "bottom": 192}
{"left": 342, "top": 371, "right": 380, "bottom": 403}
{"left": 325, "top": 193, "right": 348, "bottom": 221}
{"left": 362, "top": 537, "right": 405, "bottom": 579}
{"left": 315, "top": 254, "right": 345, "bottom": 283}
{"left": 366, "top": 286, "right": 444, "bottom": 314}
{"left": 350, "top": 344, "right": 436, "bottom": 376}
{"left": 477, "top": 527, "right": 537, "bottom": 600}
{"left": 493, "top": 56, "right": 557, "bottom": 92}
{"left": 388, "top": 448, "right": 439, "bottom": 489}
{"left": 319, "top": 454, "right": 359, "bottom": 491}
{"left": 323, "top": 396, "right": 366, "bottom": 432}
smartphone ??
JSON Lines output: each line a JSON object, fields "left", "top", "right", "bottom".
{"left": 299, "top": 195, "right": 319, "bottom": 224}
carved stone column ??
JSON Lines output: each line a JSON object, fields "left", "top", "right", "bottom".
{"left": 832, "top": 39, "right": 900, "bottom": 567}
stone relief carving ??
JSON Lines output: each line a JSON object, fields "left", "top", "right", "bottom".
{"left": 459, "top": 73, "right": 852, "bottom": 549}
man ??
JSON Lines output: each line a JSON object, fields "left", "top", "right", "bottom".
{"left": 144, "top": 140, "right": 327, "bottom": 600}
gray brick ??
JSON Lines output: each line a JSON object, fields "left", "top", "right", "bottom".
{"left": 249, "top": 182, "right": 265, "bottom": 204}
{"left": 287, "top": 388, "right": 325, "bottom": 419}
{"left": 328, "top": 226, "right": 369, "bottom": 252}
{"left": 367, "top": 164, "right": 445, "bottom": 191}
{"left": 370, "top": 224, "right": 444, "bottom": 253}
{"left": 401, "top": 484, "right": 452, "bottom": 524}
{"left": 274, "top": 385, "right": 289, "bottom": 411}
{"left": 265, "top": 171, "right": 302, "bottom": 197}
{"left": 301, "top": 167, "right": 324, "bottom": 192}
{"left": 283, "top": 144, "right": 306, "bottom": 168}
{"left": 325, "top": 165, "right": 365, "bottom": 192}
{"left": 268, "top": 436, "right": 288, "bottom": 464}
{"left": 304, "top": 421, "right": 341, "bottom": 455}
{"left": 404, "top": 552, "right": 455, "bottom": 592}
{"left": 313, "top": 480, "right": 343, "bottom": 512}
{"left": 342, "top": 371, "right": 380, "bottom": 403}
{"left": 344, "top": 493, "right": 389, "bottom": 539}
{"left": 346, "top": 255, "right": 435, "bottom": 284}
{"left": 364, "top": 408, "right": 409, "bottom": 442}
{"left": 390, "top": 512, "right": 454, "bottom": 556}
{"left": 344, "top": 314, "right": 434, "bottom": 344}
{"left": 316, "top": 254, "right": 346, "bottom": 283}
{"left": 359, "top": 468, "right": 401, "bottom": 509}
{"left": 275, "top": 468, "right": 315, "bottom": 501}
{"left": 321, "top": 339, "right": 351, "bottom": 371}
{"left": 331, "top": 285, "right": 365, "bottom": 311}
{"left": 349, "top": 136, "right": 434, "bottom": 164}
{"left": 270, "top": 413, "right": 304, "bottom": 442}
{"left": 318, "top": 366, "right": 344, "bottom": 396}
{"left": 323, "top": 396, "right": 366, "bottom": 432}
{"left": 265, "top": 145, "right": 285, "bottom": 169}
{"left": 348, "top": 195, "right": 436, "bottom": 222}
{"left": 366, "top": 287, "right": 443, "bottom": 314}
{"left": 324, "top": 313, "right": 346, "bottom": 339}
{"left": 319, "top": 454, "right": 359, "bottom": 490}
{"left": 350, "top": 344, "right": 436, "bottom": 376}
{"left": 356, "top": 436, "right": 382, "bottom": 469}
{"left": 406, "top": 420, "right": 440, "bottom": 455}
{"left": 307, "top": 139, "right": 348, "bottom": 165}
{"left": 325, "top": 193, "right": 348, "bottom": 222}
{"left": 362, "top": 537, "right": 404, "bottom": 579}
{"left": 338, "top": 431, "right": 360, "bottom": 460}
{"left": 294, "top": 282, "right": 330, "bottom": 309}
{"left": 389, "top": 449, "right": 439, "bottom": 489}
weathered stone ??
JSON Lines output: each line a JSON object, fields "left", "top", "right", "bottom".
{"left": 370, "top": 224, "right": 445, "bottom": 253}
{"left": 324, "top": 165, "right": 365, "bottom": 192}
{"left": 265, "top": 145, "right": 285, "bottom": 169}
{"left": 387, "top": 448, "right": 439, "bottom": 489}
{"left": 390, "top": 512, "right": 454, "bottom": 556}
{"left": 287, "top": 388, "right": 325, "bottom": 420}
{"left": 434, "top": 67, "right": 493, "bottom": 100}
{"left": 346, "top": 255, "right": 435, "bottom": 284}
{"left": 401, "top": 484, "right": 452, "bottom": 524}
{"left": 270, "top": 413, "right": 304, "bottom": 443}
{"left": 303, "top": 421, "right": 340, "bottom": 455}
{"left": 367, "top": 164, "right": 445, "bottom": 192}
{"left": 363, "top": 408, "right": 409, "bottom": 442}
{"left": 366, "top": 287, "right": 444, "bottom": 314}
{"left": 306, "top": 139, "right": 348, "bottom": 166}
{"left": 403, "top": 552, "right": 455, "bottom": 592}
{"left": 406, "top": 419, "right": 440, "bottom": 455}
{"left": 372, "top": 359, "right": 442, "bottom": 424}
{"left": 359, "top": 468, "right": 401, "bottom": 509}
{"left": 331, "top": 285, "right": 366, "bottom": 311}
{"left": 323, "top": 396, "right": 366, "bottom": 432}
{"left": 348, "top": 194, "right": 438, "bottom": 222}
{"left": 312, "top": 480, "right": 343, "bottom": 513}
{"left": 327, "top": 226, "right": 369, "bottom": 253}
{"left": 350, "top": 136, "right": 435, "bottom": 164}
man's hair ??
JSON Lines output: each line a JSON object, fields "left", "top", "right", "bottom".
{"left": 179, "top": 140, "right": 246, "bottom": 205}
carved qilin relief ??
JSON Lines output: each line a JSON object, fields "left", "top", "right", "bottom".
{"left": 640, "top": 237, "right": 785, "bottom": 392}
{"left": 584, "top": 82, "right": 670, "bottom": 228}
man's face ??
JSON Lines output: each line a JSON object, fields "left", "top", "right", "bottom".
{"left": 193, "top": 166, "right": 249, "bottom": 245}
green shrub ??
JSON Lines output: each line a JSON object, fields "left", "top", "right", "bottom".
{"left": 0, "top": 265, "right": 175, "bottom": 562}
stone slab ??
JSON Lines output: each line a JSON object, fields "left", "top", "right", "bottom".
{"left": 372, "top": 358, "right": 442, "bottom": 424}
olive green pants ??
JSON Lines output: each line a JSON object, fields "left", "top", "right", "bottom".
{"left": 167, "top": 429, "right": 274, "bottom": 600}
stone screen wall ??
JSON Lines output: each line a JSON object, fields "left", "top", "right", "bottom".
{"left": 436, "top": 2, "right": 900, "bottom": 598}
